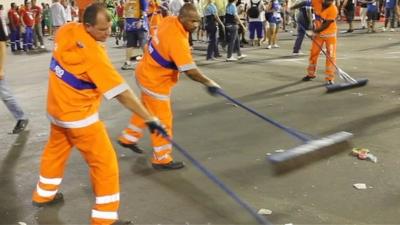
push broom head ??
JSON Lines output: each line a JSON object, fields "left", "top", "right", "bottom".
{"left": 268, "top": 131, "right": 353, "bottom": 164}
{"left": 326, "top": 79, "right": 369, "bottom": 93}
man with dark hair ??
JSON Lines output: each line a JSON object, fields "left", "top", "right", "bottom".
{"left": 31, "top": 3, "right": 166, "bottom": 225}
{"left": 8, "top": 2, "right": 23, "bottom": 52}
{"left": 0, "top": 15, "right": 29, "bottom": 134}
{"left": 20, "top": 0, "right": 35, "bottom": 51}
{"left": 118, "top": 3, "right": 221, "bottom": 170}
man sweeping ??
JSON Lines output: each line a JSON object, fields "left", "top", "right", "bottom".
{"left": 31, "top": 3, "right": 166, "bottom": 224}
{"left": 118, "top": 3, "right": 221, "bottom": 170}
{"left": 302, "top": 0, "right": 338, "bottom": 85}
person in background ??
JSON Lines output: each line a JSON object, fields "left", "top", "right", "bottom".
{"left": 225, "top": 0, "right": 247, "bottom": 61}
{"left": 32, "top": 0, "right": 45, "bottom": 49}
{"left": 8, "top": 3, "right": 23, "bottom": 52}
{"left": 341, "top": 0, "right": 355, "bottom": 32}
{"left": 265, "top": 0, "right": 282, "bottom": 49}
{"left": 20, "top": 0, "right": 35, "bottom": 51}
{"left": 366, "top": 0, "right": 379, "bottom": 32}
{"left": 247, "top": 0, "right": 265, "bottom": 46}
{"left": 302, "top": 0, "right": 338, "bottom": 85}
{"left": 358, "top": 0, "right": 368, "bottom": 29}
{"left": 50, "top": 0, "right": 67, "bottom": 37}
{"left": 204, "top": 0, "right": 224, "bottom": 59}
{"left": 383, "top": 0, "right": 396, "bottom": 31}
{"left": 290, "top": 0, "right": 313, "bottom": 55}
{"left": 0, "top": 16, "right": 29, "bottom": 134}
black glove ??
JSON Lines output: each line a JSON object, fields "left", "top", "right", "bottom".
{"left": 145, "top": 119, "right": 168, "bottom": 137}
{"left": 207, "top": 86, "right": 221, "bottom": 96}
{"left": 205, "top": 81, "right": 222, "bottom": 96}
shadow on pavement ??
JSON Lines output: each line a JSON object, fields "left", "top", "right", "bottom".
{"left": 175, "top": 81, "right": 322, "bottom": 121}
{"left": 0, "top": 130, "right": 30, "bottom": 223}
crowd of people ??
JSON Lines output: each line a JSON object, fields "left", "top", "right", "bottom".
{"left": 0, "top": 0, "right": 78, "bottom": 53}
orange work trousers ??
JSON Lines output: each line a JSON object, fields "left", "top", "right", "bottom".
{"left": 32, "top": 121, "right": 120, "bottom": 225}
{"left": 119, "top": 92, "right": 173, "bottom": 164}
{"left": 307, "top": 35, "right": 337, "bottom": 81}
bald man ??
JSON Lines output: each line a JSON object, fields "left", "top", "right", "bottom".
{"left": 118, "top": 4, "right": 222, "bottom": 170}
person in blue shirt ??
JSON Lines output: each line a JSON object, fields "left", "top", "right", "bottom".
{"left": 204, "top": 0, "right": 225, "bottom": 60}
{"left": 383, "top": 0, "right": 397, "bottom": 31}
{"left": 225, "top": 0, "right": 247, "bottom": 61}
{"left": 290, "top": 0, "right": 313, "bottom": 55}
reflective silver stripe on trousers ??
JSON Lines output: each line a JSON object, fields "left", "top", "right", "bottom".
{"left": 96, "top": 193, "right": 120, "bottom": 204}
{"left": 36, "top": 184, "right": 58, "bottom": 197}
{"left": 122, "top": 131, "right": 139, "bottom": 143}
{"left": 128, "top": 124, "right": 143, "bottom": 133}
{"left": 91, "top": 209, "right": 118, "bottom": 220}
{"left": 39, "top": 175, "right": 62, "bottom": 185}
{"left": 135, "top": 78, "right": 170, "bottom": 101}
{"left": 47, "top": 113, "right": 99, "bottom": 128}
{"left": 153, "top": 144, "right": 172, "bottom": 153}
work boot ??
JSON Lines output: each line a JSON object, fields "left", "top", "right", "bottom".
{"left": 32, "top": 192, "right": 64, "bottom": 207}
{"left": 152, "top": 161, "right": 185, "bottom": 170}
{"left": 112, "top": 220, "right": 134, "bottom": 225}
{"left": 12, "top": 119, "right": 29, "bottom": 134}
{"left": 118, "top": 140, "right": 144, "bottom": 154}
{"left": 302, "top": 75, "right": 316, "bottom": 81}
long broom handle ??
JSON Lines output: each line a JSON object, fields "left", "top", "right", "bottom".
{"left": 161, "top": 135, "right": 273, "bottom": 225}
{"left": 217, "top": 89, "right": 311, "bottom": 142}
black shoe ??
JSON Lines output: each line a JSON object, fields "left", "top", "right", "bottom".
{"left": 112, "top": 220, "right": 134, "bottom": 225}
{"left": 326, "top": 80, "right": 334, "bottom": 85}
{"left": 302, "top": 75, "right": 316, "bottom": 81}
{"left": 118, "top": 140, "right": 144, "bottom": 154}
{"left": 152, "top": 161, "right": 185, "bottom": 170}
{"left": 32, "top": 192, "right": 64, "bottom": 207}
{"left": 12, "top": 119, "right": 29, "bottom": 134}
{"left": 346, "top": 29, "right": 354, "bottom": 33}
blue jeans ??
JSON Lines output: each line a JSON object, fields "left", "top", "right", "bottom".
{"left": 293, "top": 15, "right": 309, "bottom": 53}
{"left": 225, "top": 24, "right": 241, "bottom": 58}
{"left": 23, "top": 27, "right": 34, "bottom": 50}
{"left": 0, "top": 79, "right": 26, "bottom": 120}
{"left": 206, "top": 24, "right": 219, "bottom": 59}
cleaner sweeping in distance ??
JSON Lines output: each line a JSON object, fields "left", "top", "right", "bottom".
{"left": 292, "top": 0, "right": 368, "bottom": 92}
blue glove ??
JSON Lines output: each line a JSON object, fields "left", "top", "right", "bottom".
{"left": 145, "top": 118, "right": 168, "bottom": 137}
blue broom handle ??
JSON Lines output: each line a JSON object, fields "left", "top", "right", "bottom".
{"left": 217, "top": 90, "right": 311, "bottom": 142}
{"left": 162, "top": 135, "right": 273, "bottom": 225}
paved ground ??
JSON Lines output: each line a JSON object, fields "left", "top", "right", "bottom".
{"left": 1, "top": 22, "right": 400, "bottom": 225}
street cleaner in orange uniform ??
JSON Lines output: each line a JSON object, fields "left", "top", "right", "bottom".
{"left": 118, "top": 3, "right": 221, "bottom": 170}
{"left": 31, "top": 4, "right": 166, "bottom": 225}
{"left": 302, "top": 0, "right": 338, "bottom": 85}
{"left": 147, "top": 0, "right": 169, "bottom": 37}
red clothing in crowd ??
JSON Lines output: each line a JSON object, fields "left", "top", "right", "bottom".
{"left": 8, "top": 9, "right": 21, "bottom": 27}
{"left": 21, "top": 8, "right": 35, "bottom": 27}
{"left": 31, "top": 5, "right": 42, "bottom": 25}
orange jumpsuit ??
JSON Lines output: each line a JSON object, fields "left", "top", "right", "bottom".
{"left": 32, "top": 23, "right": 130, "bottom": 225}
{"left": 307, "top": 2, "right": 338, "bottom": 81}
{"left": 119, "top": 16, "right": 196, "bottom": 165}
{"left": 147, "top": 0, "right": 162, "bottom": 37}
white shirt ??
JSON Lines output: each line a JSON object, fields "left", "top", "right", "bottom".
{"left": 51, "top": 2, "right": 67, "bottom": 26}
{"left": 169, "top": 0, "right": 184, "bottom": 16}
{"left": 65, "top": 5, "right": 72, "bottom": 22}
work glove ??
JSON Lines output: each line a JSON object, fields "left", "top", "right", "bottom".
{"left": 205, "top": 80, "right": 222, "bottom": 96}
{"left": 145, "top": 117, "right": 168, "bottom": 137}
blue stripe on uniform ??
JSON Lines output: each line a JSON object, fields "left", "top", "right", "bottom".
{"left": 50, "top": 58, "right": 97, "bottom": 90}
{"left": 148, "top": 40, "right": 178, "bottom": 70}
